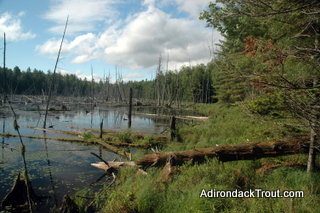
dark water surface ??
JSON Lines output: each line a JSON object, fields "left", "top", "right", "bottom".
{"left": 0, "top": 105, "right": 168, "bottom": 212}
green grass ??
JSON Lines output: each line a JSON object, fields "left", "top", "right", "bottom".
{"left": 116, "top": 131, "right": 135, "bottom": 143}
{"left": 90, "top": 103, "right": 319, "bottom": 213}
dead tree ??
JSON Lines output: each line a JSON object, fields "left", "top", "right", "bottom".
{"left": 43, "top": 16, "right": 68, "bottom": 128}
{"left": 92, "top": 136, "right": 311, "bottom": 172}
{"left": 136, "top": 136, "right": 311, "bottom": 169}
{"left": 170, "top": 116, "right": 176, "bottom": 141}
{"left": 2, "top": 32, "right": 6, "bottom": 103}
{"left": 156, "top": 55, "right": 162, "bottom": 107}
{"left": 128, "top": 88, "right": 133, "bottom": 128}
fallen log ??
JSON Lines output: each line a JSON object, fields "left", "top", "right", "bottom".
{"left": 136, "top": 136, "right": 311, "bottom": 168}
{"left": 134, "top": 113, "right": 209, "bottom": 121}
{"left": 0, "top": 132, "right": 131, "bottom": 159}
{"left": 0, "top": 132, "right": 83, "bottom": 142}
{"left": 27, "top": 126, "right": 81, "bottom": 136}
{"left": 92, "top": 136, "right": 311, "bottom": 171}
{"left": 70, "top": 127, "right": 169, "bottom": 142}
{"left": 91, "top": 161, "right": 137, "bottom": 171}
{"left": 28, "top": 126, "right": 168, "bottom": 145}
{"left": 1, "top": 132, "right": 161, "bottom": 149}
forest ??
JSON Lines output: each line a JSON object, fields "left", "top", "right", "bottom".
{"left": 1, "top": 0, "right": 320, "bottom": 212}
{"left": 0, "top": 63, "right": 215, "bottom": 105}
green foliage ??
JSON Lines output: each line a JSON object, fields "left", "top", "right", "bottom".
{"left": 96, "top": 1, "right": 320, "bottom": 212}
{"left": 176, "top": 104, "right": 299, "bottom": 151}
{"left": 139, "top": 135, "right": 158, "bottom": 145}
{"left": 244, "top": 93, "right": 284, "bottom": 116}
{"left": 83, "top": 132, "right": 94, "bottom": 140}
{"left": 99, "top": 104, "right": 314, "bottom": 212}
{"left": 117, "top": 131, "right": 135, "bottom": 143}
{"left": 74, "top": 189, "right": 95, "bottom": 212}
{"left": 0, "top": 63, "right": 217, "bottom": 105}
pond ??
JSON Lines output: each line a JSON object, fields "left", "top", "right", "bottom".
{"left": 0, "top": 104, "right": 169, "bottom": 212}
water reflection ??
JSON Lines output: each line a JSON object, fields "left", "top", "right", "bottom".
{"left": 2, "top": 119, "right": 5, "bottom": 163}
{"left": 42, "top": 132, "right": 58, "bottom": 207}
{"left": 0, "top": 105, "right": 168, "bottom": 212}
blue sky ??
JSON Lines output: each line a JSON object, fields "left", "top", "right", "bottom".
{"left": 0, "top": 0, "right": 220, "bottom": 82}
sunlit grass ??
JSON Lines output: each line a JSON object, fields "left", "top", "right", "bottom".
{"left": 88, "top": 103, "right": 318, "bottom": 213}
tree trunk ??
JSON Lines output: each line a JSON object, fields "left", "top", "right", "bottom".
{"left": 43, "top": 17, "right": 68, "bottom": 128}
{"left": 3, "top": 32, "right": 6, "bottom": 103}
{"left": 128, "top": 88, "right": 133, "bottom": 128}
{"left": 136, "top": 136, "right": 310, "bottom": 169}
{"left": 92, "top": 136, "right": 311, "bottom": 171}
{"left": 308, "top": 19, "right": 320, "bottom": 172}
{"left": 170, "top": 116, "right": 176, "bottom": 141}
{"left": 307, "top": 128, "right": 317, "bottom": 172}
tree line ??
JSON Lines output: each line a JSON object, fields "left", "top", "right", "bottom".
{"left": 0, "top": 63, "right": 216, "bottom": 105}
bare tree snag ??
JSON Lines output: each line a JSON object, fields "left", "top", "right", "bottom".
{"left": 43, "top": 16, "right": 68, "bottom": 128}
{"left": 156, "top": 55, "right": 162, "bottom": 107}
{"left": 3, "top": 32, "right": 6, "bottom": 103}
{"left": 170, "top": 116, "right": 176, "bottom": 141}
{"left": 99, "top": 119, "right": 103, "bottom": 139}
{"left": 128, "top": 88, "right": 133, "bottom": 128}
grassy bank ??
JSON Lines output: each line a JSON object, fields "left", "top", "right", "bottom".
{"left": 80, "top": 104, "right": 320, "bottom": 213}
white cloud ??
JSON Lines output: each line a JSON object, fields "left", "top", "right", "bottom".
{"left": 172, "top": 0, "right": 212, "bottom": 18}
{"left": 123, "top": 71, "right": 145, "bottom": 81}
{"left": 44, "top": 0, "right": 118, "bottom": 34}
{"left": 0, "top": 12, "right": 35, "bottom": 41}
{"left": 36, "top": 38, "right": 62, "bottom": 55}
{"left": 57, "top": 69, "right": 72, "bottom": 75}
{"left": 77, "top": 72, "right": 104, "bottom": 82}
{"left": 36, "top": 32, "right": 98, "bottom": 63}
{"left": 102, "top": 7, "right": 220, "bottom": 69}
{"left": 38, "top": 2, "right": 221, "bottom": 71}
{"left": 58, "top": 68, "right": 104, "bottom": 82}
{"left": 143, "top": 0, "right": 155, "bottom": 6}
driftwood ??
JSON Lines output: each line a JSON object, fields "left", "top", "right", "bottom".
{"left": 91, "top": 161, "right": 137, "bottom": 171}
{"left": 92, "top": 136, "right": 311, "bottom": 171}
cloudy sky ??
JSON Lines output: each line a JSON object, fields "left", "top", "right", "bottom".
{"left": 0, "top": 0, "right": 220, "bottom": 82}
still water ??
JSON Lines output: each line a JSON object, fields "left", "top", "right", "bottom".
{"left": 0, "top": 105, "right": 168, "bottom": 211}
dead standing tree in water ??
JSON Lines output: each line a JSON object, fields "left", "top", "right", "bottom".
{"left": 128, "top": 88, "right": 133, "bottom": 128}
{"left": 2, "top": 33, "right": 6, "bottom": 104}
{"left": 156, "top": 55, "right": 162, "bottom": 107}
{"left": 43, "top": 16, "right": 68, "bottom": 129}
{"left": 90, "top": 65, "right": 95, "bottom": 128}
